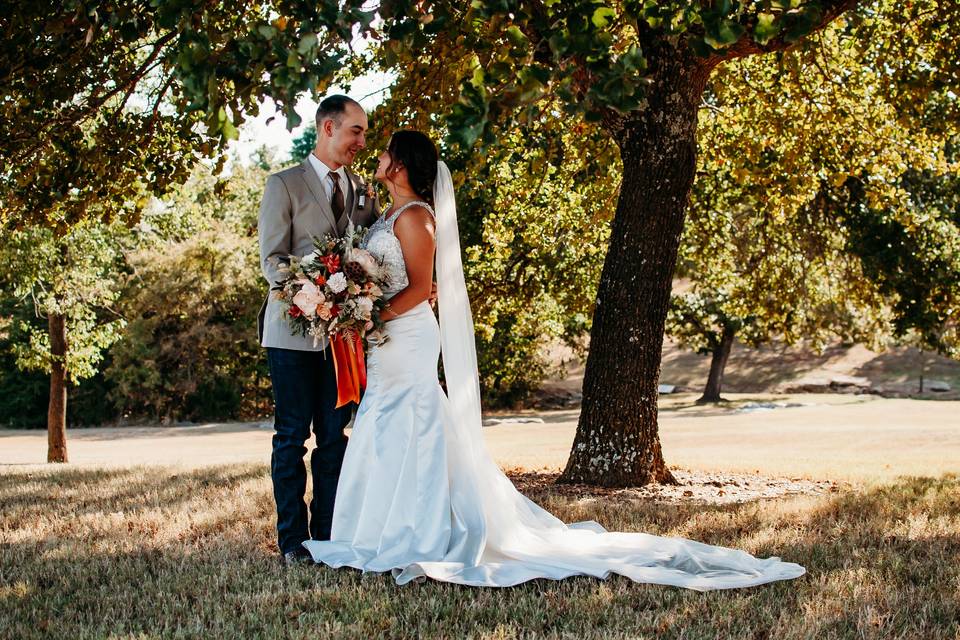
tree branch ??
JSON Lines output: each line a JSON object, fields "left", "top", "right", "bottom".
{"left": 13, "top": 31, "right": 178, "bottom": 166}
{"left": 711, "top": 0, "right": 861, "bottom": 65}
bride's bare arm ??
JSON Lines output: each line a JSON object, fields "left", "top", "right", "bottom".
{"left": 381, "top": 205, "right": 436, "bottom": 320}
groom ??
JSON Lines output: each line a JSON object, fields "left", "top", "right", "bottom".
{"left": 257, "top": 95, "right": 378, "bottom": 564}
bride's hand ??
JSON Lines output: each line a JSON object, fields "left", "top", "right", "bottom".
{"left": 429, "top": 282, "right": 438, "bottom": 308}
{"left": 381, "top": 306, "right": 399, "bottom": 322}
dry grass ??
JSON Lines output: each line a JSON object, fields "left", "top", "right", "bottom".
{"left": 1, "top": 465, "right": 958, "bottom": 639}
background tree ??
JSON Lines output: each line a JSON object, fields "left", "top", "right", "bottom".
{"left": 667, "top": 4, "right": 958, "bottom": 404}
{"left": 831, "top": 162, "right": 960, "bottom": 358}
{"left": 290, "top": 124, "right": 318, "bottom": 164}
{"left": 106, "top": 162, "right": 271, "bottom": 422}
{"left": 667, "top": 293, "right": 761, "bottom": 403}
{"left": 0, "top": 223, "right": 127, "bottom": 461}
{"left": 667, "top": 194, "right": 891, "bottom": 404}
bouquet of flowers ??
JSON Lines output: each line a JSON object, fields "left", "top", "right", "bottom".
{"left": 272, "top": 225, "right": 389, "bottom": 407}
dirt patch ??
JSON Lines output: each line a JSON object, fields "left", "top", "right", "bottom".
{"left": 506, "top": 469, "right": 844, "bottom": 505}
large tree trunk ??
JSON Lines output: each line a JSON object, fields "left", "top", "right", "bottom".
{"left": 556, "top": 3, "right": 858, "bottom": 487}
{"left": 699, "top": 328, "right": 736, "bottom": 403}
{"left": 47, "top": 312, "right": 68, "bottom": 463}
{"left": 560, "top": 49, "right": 712, "bottom": 487}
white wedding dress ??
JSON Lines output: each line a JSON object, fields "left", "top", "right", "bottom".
{"left": 303, "top": 164, "right": 805, "bottom": 589}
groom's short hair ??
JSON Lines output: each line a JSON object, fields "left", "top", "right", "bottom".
{"left": 316, "top": 95, "right": 361, "bottom": 130}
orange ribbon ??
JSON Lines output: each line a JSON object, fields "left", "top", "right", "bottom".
{"left": 330, "top": 331, "right": 367, "bottom": 408}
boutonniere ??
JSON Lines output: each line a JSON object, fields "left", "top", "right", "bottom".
{"left": 357, "top": 179, "right": 376, "bottom": 209}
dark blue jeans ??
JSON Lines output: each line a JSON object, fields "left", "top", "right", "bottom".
{"left": 266, "top": 346, "right": 352, "bottom": 555}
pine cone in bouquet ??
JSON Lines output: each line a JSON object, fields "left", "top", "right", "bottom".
{"left": 344, "top": 260, "right": 367, "bottom": 284}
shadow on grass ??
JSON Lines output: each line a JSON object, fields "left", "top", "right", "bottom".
{"left": 0, "top": 464, "right": 267, "bottom": 518}
{"left": 35, "top": 422, "right": 262, "bottom": 442}
{"left": 661, "top": 342, "right": 854, "bottom": 392}
{"left": 0, "top": 469, "right": 957, "bottom": 639}
{"left": 85, "top": 423, "right": 267, "bottom": 441}
{"left": 653, "top": 395, "right": 852, "bottom": 420}
{"left": 853, "top": 347, "right": 960, "bottom": 399}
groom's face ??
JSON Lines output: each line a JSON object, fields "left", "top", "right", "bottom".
{"left": 321, "top": 103, "right": 368, "bottom": 168}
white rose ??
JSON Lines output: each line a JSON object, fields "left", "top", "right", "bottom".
{"left": 354, "top": 296, "right": 374, "bottom": 320}
{"left": 291, "top": 281, "right": 325, "bottom": 318}
{"left": 326, "top": 271, "right": 348, "bottom": 294}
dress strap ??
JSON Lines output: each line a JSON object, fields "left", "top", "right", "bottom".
{"left": 385, "top": 200, "right": 435, "bottom": 230}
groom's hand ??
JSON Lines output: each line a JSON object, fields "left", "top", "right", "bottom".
{"left": 429, "top": 282, "right": 438, "bottom": 308}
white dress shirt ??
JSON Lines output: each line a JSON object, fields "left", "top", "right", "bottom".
{"left": 307, "top": 153, "right": 348, "bottom": 205}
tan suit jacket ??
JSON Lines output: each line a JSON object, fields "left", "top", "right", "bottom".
{"left": 257, "top": 159, "right": 379, "bottom": 351}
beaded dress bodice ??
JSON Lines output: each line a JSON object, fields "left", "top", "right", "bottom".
{"left": 360, "top": 200, "right": 434, "bottom": 299}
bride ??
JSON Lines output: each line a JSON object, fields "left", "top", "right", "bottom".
{"left": 303, "top": 130, "right": 805, "bottom": 589}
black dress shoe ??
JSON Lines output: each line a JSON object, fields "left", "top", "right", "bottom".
{"left": 282, "top": 547, "right": 313, "bottom": 566}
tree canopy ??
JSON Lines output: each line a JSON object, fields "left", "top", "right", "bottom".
{"left": 0, "top": 1, "right": 373, "bottom": 229}
{"left": 3, "top": 0, "right": 958, "bottom": 481}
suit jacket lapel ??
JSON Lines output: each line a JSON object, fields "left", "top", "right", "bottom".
{"left": 299, "top": 159, "right": 340, "bottom": 236}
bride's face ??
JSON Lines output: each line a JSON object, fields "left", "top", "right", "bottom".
{"left": 374, "top": 148, "right": 404, "bottom": 184}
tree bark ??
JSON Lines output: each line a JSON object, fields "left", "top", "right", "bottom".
{"left": 560, "top": 47, "right": 713, "bottom": 487}
{"left": 699, "top": 328, "right": 736, "bottom": 403}
{"left": 47, "top": 312, "right": 68, "bottom": 463}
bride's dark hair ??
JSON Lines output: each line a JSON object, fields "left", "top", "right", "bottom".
{"left": 387, "top": 130, "right": 438, "bottom": 205}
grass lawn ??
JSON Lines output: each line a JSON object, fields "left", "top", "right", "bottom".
{"left": 1, "top": 464, "right": 957, "bottom": 639}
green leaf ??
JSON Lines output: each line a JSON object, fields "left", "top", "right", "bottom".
{"left": 297, "top": 33, "right": 317, "bottom": 54}
{"left": 221, "top": 118, "right": 239, "bottom": 141}
{"left": 704, "top": 19, "right": 745, "bottom": 49}
{"left": 753, "top": 13, "right": 780, "bottom": 45}
{"left": 591, "top": 7, "right": 616, "bottom": 29}
{"left": 618, "top": 44, "right": 646, "bottom": 72}
{"left": 505, "top": 26, "right": 527, "bottom": 47}
{"left": 285, "top": 110, "right": 302, "bottom": 130}
{"left": 470, "top": 64, "right": 485, "bottom": 90}
{"left": 548, "top": 32, "right": 569, "bottom": 56}
{"left": 518, "top": 75, "right": 545, "bottom": 102}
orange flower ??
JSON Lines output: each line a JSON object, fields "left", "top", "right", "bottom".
{"left": 320, "top": 254, "right": 341, "bottom": 274}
